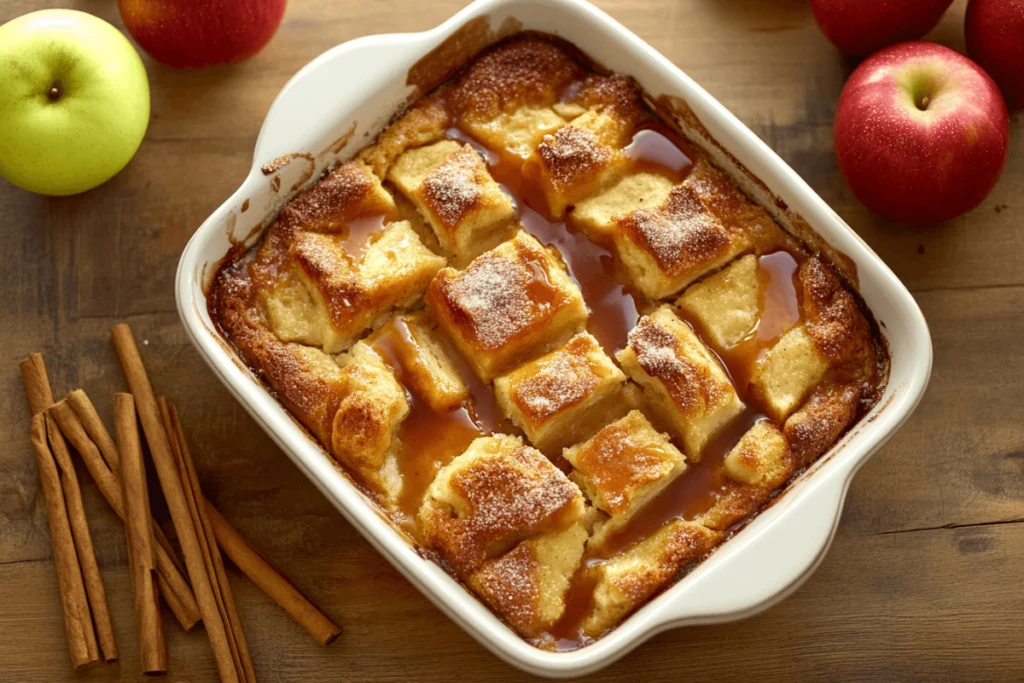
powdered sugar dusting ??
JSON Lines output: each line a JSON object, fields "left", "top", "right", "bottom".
{"left": 620, "top": 185, "right": 728, "bottom": 272}
{"left": 538, "top": 125, "right": 611, "bottom": 188}
{"left": 627, "top": 317, "right": 722, "bottom": 411}
{"left": 422, "top": 146, "right": 483, "bottom": 229}
{"left": 513, "top": 337, "right": 599, "bottom": 422}
{"left": 442, "top": 244, "right": 558, "bottom": 350}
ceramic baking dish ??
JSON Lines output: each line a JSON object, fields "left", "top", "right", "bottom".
{"left": 175, "top": 0, "right": 932, "bottom": 676}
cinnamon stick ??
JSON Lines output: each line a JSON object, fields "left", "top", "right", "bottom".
{"left": 50, "top": 399, "right": 201, "bottom": 632}
{"left": 112, "top": 323, "right": 239, "bottom": 683}
{"left": 67, "top": 389, "right": 120, "bottom": 472}
{"left": 20, "top": 354, "right": 101, "bottom": 668}
{"left": 45, "top": 413, "right": 118, "bottom": 662}
{"left": 205, "top": 503, "right": 343, "bottom": 646}
{"left": 28, "top": 414, "right": 99, "bottom": 669}
{"left": 116, "top": 393, "right": 167, "bottom": 675}
{"left": 162, "top": 400, "right": 255, "bottom": 683}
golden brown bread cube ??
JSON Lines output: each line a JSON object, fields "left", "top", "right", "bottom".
{"left": 574, "top": 176, "right": 745, "bottom": 300}
{"left": 388, "top": 140, "right": 515, "bottom": 264}
{"left": 425, "top": 231, "right": 588, "bottom": 382}
{"left": 563, "top": 410, "right": 687, "bottom": 519}
{"left": 418, "top": 434, "right": 586, "bottom": 577}
{"left": 571, "top": 172, "right": 675, "bottom": 241}
{"left": 698, "top": 421, "right": 795, "bottom": 531}
{"left": 676, "top": 254, "right": 760, "bottom": 349}
{"left": 784, "top": 383, "right": 861, "bottom": 467}
{"left": 616, "top": 306, "right": 744, "bottom": 460}
{"left": 358, "top": 97, "right": 450, "bottom": 178}
{"left": 446, "top": 37, "right": 583, "bottom": 126}
{"left": 749, "top": 324, "right": 829, "bottom": 422}
{"left": 330, "top": 342, "right": 411, "bottom": 505}
{"left": 468, "top": 521, "right": 588, "bottom": 638}
{"left": 275, "top": 160, "right": 397, "bottom": 234}
{"left": 524, "top": 110, "right": 633, "bottom": 218}
{"left": 581, "top": 519, "right": 722, "bottom": 636}
{"left": 683, "top": 156, "right": 787, "bottom": 253}
{"left": 494, "top": 332, "right": 627, "bottom": 454}
{"left": 464, "top": 106, "right": 567, "bottom": 161}
{"left": 261, "top": 221, "right": 445, "bottom": 353}
{"left": 366, "top": 312, "right": 469, "bottom": 413}
{"left": 722, "top": 420, "right": 791, "bottom": 487}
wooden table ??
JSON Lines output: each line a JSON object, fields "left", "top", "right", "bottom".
{"left": 2, "top": 0, "right": 1021, "bottom": 680}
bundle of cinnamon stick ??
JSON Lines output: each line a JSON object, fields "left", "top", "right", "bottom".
{"left": 20, "top": 324, "right": 342, "bottom": 679}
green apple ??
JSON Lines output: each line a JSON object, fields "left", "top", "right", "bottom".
{"left": 0, "top": 10, "right": 150, "bottom": 196}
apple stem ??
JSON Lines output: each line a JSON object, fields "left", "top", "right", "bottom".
{"left": 916, "top": 94, "right": 930, "bottom": 111}
{"left": 47, "top": 80, "right": 63, "bottom": 102}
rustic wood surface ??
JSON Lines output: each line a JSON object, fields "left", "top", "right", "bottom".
{"left": 1, "top": 0, "right": 1021, "bottom": 680}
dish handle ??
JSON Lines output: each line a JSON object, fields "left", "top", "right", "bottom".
{"left": 659, "top": 469, "right": 852, "bottom": 625}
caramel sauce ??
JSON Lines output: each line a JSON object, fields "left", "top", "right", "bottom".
{"left": 623, "top": 126, "right": 694, "bottom": 184}
{"left": 369, "top": 317, "right": 484, "bottom": 532}
{"left": 340, "top": 214, "right": 390, "bottom": 262}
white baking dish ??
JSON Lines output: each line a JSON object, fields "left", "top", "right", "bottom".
{"left": 175, "top": 0, "right": 932, "bottom": 676}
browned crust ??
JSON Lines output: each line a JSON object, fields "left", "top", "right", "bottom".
{"left": 420, "top": 145, "right": 487, "bottom": 231}
{"left": 626, "top": 316, "right": 726, "bottom": 414}
{"left": 447, "top": 35, "right": 583, "bottom": 121}
{"left": 619, "top": 184, "right": 730, "bottom": 274}
{"left": 422, "top": 444, "right": 581, "bottom": 576}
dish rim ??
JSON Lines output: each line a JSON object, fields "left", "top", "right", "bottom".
{"left": 174, "top": 0, "right": 933, "bottom": 676}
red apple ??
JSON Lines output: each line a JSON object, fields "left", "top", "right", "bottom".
{"left": 834, "top": 42, "right": 1009, "bottom": 225}
{"left": 966, "top": 0, "right": 1024, "bottom": 109}
{"left": 810, "top": 0, "right": 954, "bottom": 56}
{"left": 118, "top": 0, "right": 287, "bottom": 68}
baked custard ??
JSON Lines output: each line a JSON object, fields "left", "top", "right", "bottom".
{"left": 209, "top": 33, "right": 888, "bottom": 649}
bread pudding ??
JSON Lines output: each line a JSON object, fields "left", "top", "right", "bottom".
{"left": 209, "top": 33, "right": 887, "bottom": 649}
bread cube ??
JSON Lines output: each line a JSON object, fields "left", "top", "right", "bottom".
{"left": 463, "top": 106, "right": 567, "bottom": 161}
{"left": 563, "top": 410, "right": 686, "bottom": 519}
{"left": 525, "top": 110, "right": 632, "bottom": 217}
{"left": 418, "top": 434, "right": 585, "bottom": 576}
{"left": 494, "top": 332, "right": 626, "bottom": 453}
{"left": 447, "top": 37, "right": 583, "bottom": 126}
{"left": 749, "top": 324, "right": 829, "bottom": 422}
{"left": 358, "top": 97, "right": 450, "bottom": 178}
{"left": 261, "top": 221, "right": 445, "bottom": 353}
{"left": 367, "top": 311, "right": 469, "bottom": 413}
{"left": 572, "top": 172, "right": 675, "bottom": 241}
{"left": 426, "top": 231, "right": 588, "bottom": 382}
{"left": 330, "top": 342, "right": 410, "bottom": 503}
{"left": 276, "top": 160, "right": 397, "bottom": 234}
{"left": 698, "top": 421, "right": 795, "bottom": 531}
{"left": 722, "top": 420, "right": 791, "bottom": 487}
{"left": 388, "top": 140, "right": 515, "bottom": 264}
{"left": 676, "top": 254, "right": 760, "bottom": 349}
{"left": 616, "top": 306, "right": 744, "bottom": 460}
{"left": 783, "top": 383, "right": 861, "bottom": 467}
{"left": 581, "top": 519, "right": 721, "bottom": 636}
{"left": 468, "top": 521, "right": 588, "bottom": 637}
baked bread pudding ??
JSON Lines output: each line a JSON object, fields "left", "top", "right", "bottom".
{"left": 209, "top": 33, "right": 887, "bottom": 649}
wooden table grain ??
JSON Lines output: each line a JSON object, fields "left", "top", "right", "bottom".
{"left": 1, "top": 0, "right": 1021, "bottom": 680}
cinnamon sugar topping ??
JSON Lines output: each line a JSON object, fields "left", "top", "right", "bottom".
{"left": 512, "top": 341, "right": 598, "bottom": 422}
{"left": 421, "top": 146, "right": 485, "bottom": 229}
{"left": 627, "top": 317, "right": 723, "bottom": 411}
{"left": 441, "top": 247, "right": 558, "bottom": 350}
{"left": 537, "top": 126, "right": 611, "bottom": 189}
{"left": 619, "top": 185, "right": 728, "bottom": 272}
